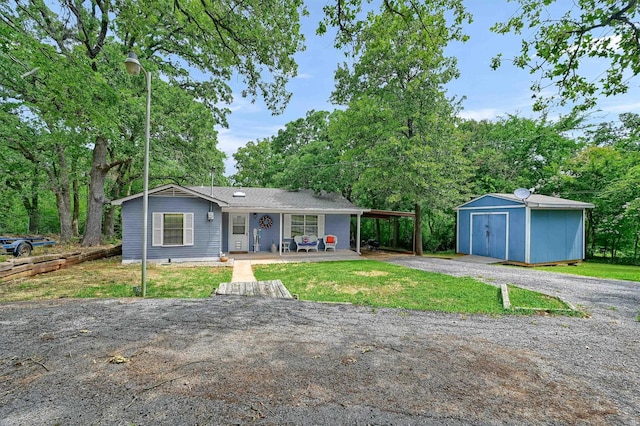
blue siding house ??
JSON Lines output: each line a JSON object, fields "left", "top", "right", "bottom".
{"left": 112, "top": 184, "right": 367, "bottom": 263}
{"left": 455, "top": 193, "right": 594, "bottom": 265}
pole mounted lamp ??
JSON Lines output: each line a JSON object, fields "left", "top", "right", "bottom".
{"left": 125, "top": 51, "right": 151, "bottom": 297}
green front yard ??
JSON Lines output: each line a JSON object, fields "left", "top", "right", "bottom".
{"left": 2, "top": 257, "right": 578, "bottom": 316}
{"left": 0, "top": 257, "right": 232, "bottom": 302}
{"left": 254, "top": 260, "right": 573, "bottom": 315}
{"left": 534, "top": 261, "right": 640, "bottom": 282}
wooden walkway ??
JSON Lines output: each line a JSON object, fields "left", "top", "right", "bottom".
{"left": 215, "top": 280, "right": 293, "bottom": 299}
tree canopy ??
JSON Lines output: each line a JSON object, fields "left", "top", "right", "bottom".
{"left": 1, "top": 0, "right": 306, "bottom": 244}
{"left": 491, "top": 0, "right": 640, "bottom": 111}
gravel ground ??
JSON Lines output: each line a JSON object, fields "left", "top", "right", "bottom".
{"left": 1, "top": 257, "right": 638, "bottom": 425}
{"left": 388, "top": 256, "right": 640, "bottom": 321}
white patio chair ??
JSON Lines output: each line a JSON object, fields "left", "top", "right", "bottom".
{"left": 323, "top": 235, "right": 337, "bottom": 251}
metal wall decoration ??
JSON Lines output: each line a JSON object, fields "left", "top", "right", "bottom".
{"left": 259, "top": 215, "right": 273, "bottom": 229}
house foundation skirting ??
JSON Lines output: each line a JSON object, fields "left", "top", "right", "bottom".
{"left": 122, "top": 256, "right": 220, "bottom": 264}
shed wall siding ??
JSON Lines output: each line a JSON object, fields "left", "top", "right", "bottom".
{"left": 457, "top": 210, "right": 471, "bottom": 254}
{"left": 529, "top": 210, "right": 583, "bottom": 263}
{"left": 121, "top": 196, "right": 222, "bottom": 261}
{"left": 508, "top": 208, "right": 526, "bottom": 262}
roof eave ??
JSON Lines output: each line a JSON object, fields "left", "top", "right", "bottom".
{"left": 528, "top": 203, "right": 595, "bottom": 209}
{"left": 454, "top": 193, "right": 523, "bottom": 210}
{"left": 111, "top": 184, "right": 230, "bottom": 206}
{"left": 221, "top": 207, "right": 369, "bottom": 215}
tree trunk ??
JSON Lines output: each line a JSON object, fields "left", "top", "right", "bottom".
{"left": 414, "top": 203, "right": 423, "bottom": 256}
{"left": 50, "top": 144, "right": 74, "bottom": 242}
{"left": 103, "top": 205, "right": 116, "bottom": 240}
{"left": 102, "top": 161, "right": 132, "bottom": 239}
{"left": 82, "top": 135, "right": 110, "bottom": 246}
{"left": 56, "top": 190, "right": 74, "bottom": 242}
{"left": 24, "top": 196, "right": 39, "bottom": 234}
{"left": 587, "top": 210, "right": 596, "bottom": 255}
{"left": 23, "top": 171, "right": 40, "bottom": 234}
{"left": 72, "top": 178, "right": 80, "bottom": 237}
{"left": 611, "top": 239, "right": 615, "bottom": 260}
{"left": 375, "top": 218, "right": 381, "bottom": 245}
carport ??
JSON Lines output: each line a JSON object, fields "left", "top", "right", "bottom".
{"left": 361, "top": 209, "right": 416, "bottom": 254}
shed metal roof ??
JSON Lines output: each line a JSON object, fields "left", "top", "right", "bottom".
{"left": 456, "top": 193, "right": 595, "bottom": 210}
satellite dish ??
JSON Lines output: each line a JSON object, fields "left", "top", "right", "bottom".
{"left": 514, "top": 188, "right": 531, "bottom": 200}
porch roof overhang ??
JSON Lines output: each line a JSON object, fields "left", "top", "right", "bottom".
{"left": 221, "top": 207, "right": 368, "bottom": 215}
{"left": 362, "top": 209, "right": 415, "bottom": 219}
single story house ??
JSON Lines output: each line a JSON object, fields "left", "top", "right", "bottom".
{"left": 111, "top": 184, "right": 368, "bottom": 263}
{"left": 455, "top": 193, "right": 594, "bottom": 265}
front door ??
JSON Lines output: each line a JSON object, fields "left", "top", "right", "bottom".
{"left": 229, "top": 213, "right": 249, "bottom": 252}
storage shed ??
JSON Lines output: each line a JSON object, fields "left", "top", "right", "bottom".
{"left": 455, "top": 193, "right": 594, "bottom": 265}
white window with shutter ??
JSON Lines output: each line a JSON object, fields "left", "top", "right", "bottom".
{"left": 151, "top": 212, "right": 194, "bottom": 246}
{"left": 284, "top": 214, "right": 324, "bottom": 238}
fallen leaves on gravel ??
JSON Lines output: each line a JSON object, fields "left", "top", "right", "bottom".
{"left": 107, "top": 355, "right": 129, "bottom": 364}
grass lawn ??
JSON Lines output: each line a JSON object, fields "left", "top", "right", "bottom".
{"left": 254, "top": 260, "right": 574, "bottom": 315}
{"left": 2, "top": 257, "right": 578, "bottom": 316}
{"left": 534, "top": 261, "right": 640, "bottom": 282}
{"left": 0, "top": 257, "right": 232, "bottom": 302}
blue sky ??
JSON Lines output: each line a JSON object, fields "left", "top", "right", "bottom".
{"left": 216, "top": 1, "right": 640, "bottom": 176}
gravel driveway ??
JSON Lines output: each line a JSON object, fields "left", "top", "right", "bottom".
{"left": 1, "top": 258, "right": 638, "bottom": 425}
{"left": 387, "top": 256, "right": 640, "bottom": 321}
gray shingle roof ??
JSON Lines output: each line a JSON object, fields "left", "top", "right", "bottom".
{"left": 187, "top": 186, "right": 362, "bottom": 212}
{"left": 112, "top": 184, "right": 365, "bottom": 213}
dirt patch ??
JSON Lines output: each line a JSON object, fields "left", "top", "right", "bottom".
{"left": 1, "top": 297, "right": 635, "bottom": 425}
{"left": 353, "top": 270, "right": 389, "bottom": 277}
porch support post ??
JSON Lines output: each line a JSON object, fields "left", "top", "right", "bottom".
{"left": 279, "top": 212, "right": 283, "bottom": 256}
{"left": 356, "top": 212, "right": 362, "bottom": 255}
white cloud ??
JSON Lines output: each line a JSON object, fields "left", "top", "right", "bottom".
{"left": 227, "top": 96, "right": 263, "bottom": 113}
{"left": 294, "top": 73, "right": 313, "bottom": 79}
{"left": 598, "top": 101, "right": 640, "bottom": 114}
{"left": 458, "top": 108, "right": 502, "bottom": 121}
{"left": 216, "top": 123, "right": 285, "bottom": 176}
{"left": 594, "top": 34, "right": 622, "bottom": 52}
{"left": 216, "top": 129, "right": 248, "bottom": 176}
